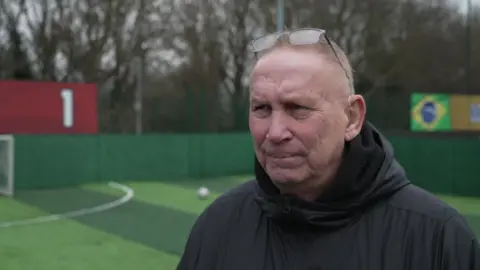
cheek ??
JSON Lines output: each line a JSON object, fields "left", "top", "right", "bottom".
{"left": 306, "top": 116, "right": 345, "bottom": 157}
{"left": 249, "top": 116, "right": 268, "bottom": 146}
{"left": 294, "top": 116, "right": 336, "bottom": 153}
{"left": 295, "top": 117, "right": 328, "bottom": 143}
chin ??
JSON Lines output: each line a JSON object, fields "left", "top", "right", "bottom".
{"left": 266, "top": 168, "right": 307, "bottom": 185}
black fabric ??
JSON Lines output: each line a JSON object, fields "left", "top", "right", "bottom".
{"left": 176, "top": 122, "right": 480, "bottom": 270}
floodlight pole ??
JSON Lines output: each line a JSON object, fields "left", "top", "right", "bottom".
{"left": 276, "top": 0, "right": 284, "bottom": 32}
{"left": 135, "top": 0, "right": 146, "bottom": 135}
{"left": 466, "top": 0, "right": 473, "bottom": 94}
{"left": 134, "top": 57, "right": 143, "bottom": 135}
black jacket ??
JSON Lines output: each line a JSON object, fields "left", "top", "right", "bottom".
{"left": 177, "top": 123, "right": 480, "bottom": 270}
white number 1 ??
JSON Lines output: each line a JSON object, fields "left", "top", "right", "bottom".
{"left": 60, "top": 88, "right": 74, "bottom": 128}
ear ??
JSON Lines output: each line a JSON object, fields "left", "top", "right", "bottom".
{"left": 345, "top": 95, "right": 366, "bottom": 141}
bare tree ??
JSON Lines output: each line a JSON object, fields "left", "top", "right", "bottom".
{"left": 1, "top": 0, "right": 478, "bottom": 133}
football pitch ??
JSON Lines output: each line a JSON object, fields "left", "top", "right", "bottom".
{"left": 1, "top": 176, "right": 480, "bottom": 270}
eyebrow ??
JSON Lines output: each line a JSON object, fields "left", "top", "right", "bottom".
{"left": 249, "top": 96, "right": 265, "bottom": 104}
{"left": 283, "top": 96, "right": 318, "bottom": 108}
{"left": 250, "top": 94, "right": 317, "bottom": 107}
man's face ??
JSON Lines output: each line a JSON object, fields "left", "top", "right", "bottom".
{"left": 249, "top": 47, "right": 354, "bottom": 189}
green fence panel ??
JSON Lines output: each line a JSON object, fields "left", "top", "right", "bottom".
{"left": 13, "top": 134, "right": 255, "bottom": 189}
{"left": 14, "top": 135, "right": 100, "bottom": 189}
{"left": 98, "top": 134, "right": 190, "bottom": 182}
{"left": 390, "top": 136, "right": 480, "bottom": 197}
{"left": 190, "top": 133, "right": 254, "bottom": 178}
{"left": 12, "top": 133, "right": 480, "bottom": 198}
{"left": 450, "top": 140, "right": 480, "bottom": 197}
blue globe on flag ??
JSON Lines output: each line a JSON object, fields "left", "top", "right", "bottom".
{"left": 420, "top": 102, "right": 437, "bottom": 123}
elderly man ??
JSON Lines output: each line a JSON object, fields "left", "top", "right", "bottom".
{"left": 176, "top": 28, "right": 479, "bottom": 270}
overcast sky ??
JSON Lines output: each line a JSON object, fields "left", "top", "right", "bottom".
{"left": 457, "top": 0, "right": 480, "bottom": 13}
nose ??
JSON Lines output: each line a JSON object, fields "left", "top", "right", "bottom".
{"left": 266, "top": 112, "right": 292, "bottom": 143}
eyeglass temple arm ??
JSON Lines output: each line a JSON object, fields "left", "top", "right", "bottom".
{"left": 324, "top": 35, "right": 351, "bottom": 81}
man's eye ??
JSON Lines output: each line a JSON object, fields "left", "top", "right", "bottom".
{"left": 253, "top": 105, "right": 270, "bottom": 111}
{"left": 287, "top": 104, "right": 310, "bottom": 118}
{"left": 287, "top": 104, "right": 309, "bottom": 111}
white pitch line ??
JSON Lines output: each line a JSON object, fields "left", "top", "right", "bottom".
{"left": 0, "top": 182, "right": 134, "bottom": 229}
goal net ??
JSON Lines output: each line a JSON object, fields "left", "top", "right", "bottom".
{"left": 0, "top": 135, "right": 14, "bottom": 196}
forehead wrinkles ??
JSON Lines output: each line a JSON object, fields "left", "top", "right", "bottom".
{"left": 251, "top": 71, "right": 316, "bottom": 95}
{"left": 250, "top": 48, "right": 342, "bottom": 99}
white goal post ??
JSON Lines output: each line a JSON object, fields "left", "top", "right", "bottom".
{"left": 0, "top": 135, "right": 14, "bottom": 196}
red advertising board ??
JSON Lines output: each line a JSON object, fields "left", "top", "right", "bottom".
{"left": 0, "top": 80, "right": 98, "bottom": 134}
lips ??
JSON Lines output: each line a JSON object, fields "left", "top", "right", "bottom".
{"left": 264, "top": 150, "right": 302, "bottom": 158}
{"left": 266, "top": 155, "right": 302, "bottom": 168}
{"left": 267, "top": 154, "right": 295, "bottom": 158}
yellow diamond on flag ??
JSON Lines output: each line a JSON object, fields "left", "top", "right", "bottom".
{"left": 411, "top": 96, "right": 446, "bottom": 130}
{"left": 410, "top": 93, "right": 451, "bottom": 132}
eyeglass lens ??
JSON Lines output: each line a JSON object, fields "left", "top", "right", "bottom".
{"left": 289, "top": 30, "right": 323, "bottom": 46}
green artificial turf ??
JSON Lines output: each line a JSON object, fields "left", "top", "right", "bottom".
{"left": 2, "top": 176, "right": 480, "bottom": 270}
{"left": 0, "top": 198, "right": 179, "bottom": 270}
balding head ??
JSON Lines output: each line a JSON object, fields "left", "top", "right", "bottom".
{"left": 252, "top": 40, "right": 355, "bottom": 95}
{"left": 248, "top": 42, "right": 366, "bottom": 202}
{"left": 251, "top": 45, "right": 352, "bottom": 102}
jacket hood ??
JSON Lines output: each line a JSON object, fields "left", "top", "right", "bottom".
{"left": 254, "top": 121, "right": 411, "bottom": 230}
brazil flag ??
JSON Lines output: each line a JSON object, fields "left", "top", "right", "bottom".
{"left": 410, "top": 93, "right": 451, "bottom": 131}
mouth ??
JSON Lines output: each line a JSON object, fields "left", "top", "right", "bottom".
{"left": 266, "top": 153, "right": 299, "bottom": 160}
{"left": 266, "top": 155, "right": 302, "bottom": 168}
{"left": 265, "top": 153, "right": 299, "bottom": 159}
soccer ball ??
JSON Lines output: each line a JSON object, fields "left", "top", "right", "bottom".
{"left": 197, "top": 186, "right": 210, "bottom": 199}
